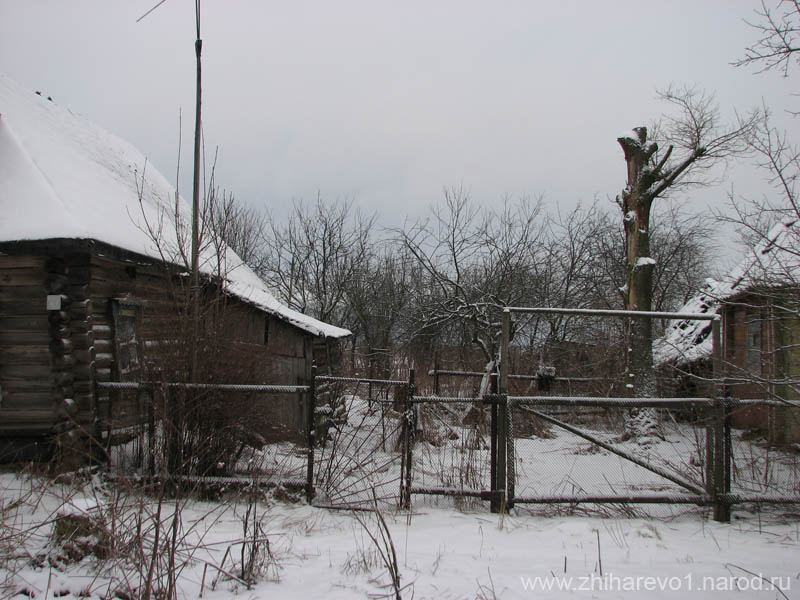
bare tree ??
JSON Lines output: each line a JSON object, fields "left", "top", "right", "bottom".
{"left": 398, "top": 187, "right": 546, "bottom": 367}
{"left": 617, "top": 85, "right": 757, "bottom": 397}
{"left": 260, "top": 195, "right": 375, "bottom": 326}
{"left": 209, "top": 194, "right": 269, "bottom": 276}
{"left": 345, "top": 246, "right": 418, "bottom": 378}
{"left": 734, "top": 0, "right": 800, "bottom": 78}
{"left": 526, "top": 202, "right": 713, "bottom": 389}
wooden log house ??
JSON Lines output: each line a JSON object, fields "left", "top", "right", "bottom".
{"left": 0, "top": 76, "right": 350, "bottom": 461}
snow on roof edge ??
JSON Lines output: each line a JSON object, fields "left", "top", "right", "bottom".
{"left": 0, "top": 75, "right": 350, "bottom": 340}
{"left": 653, "top": 281, "right": 718, "bottom": 368}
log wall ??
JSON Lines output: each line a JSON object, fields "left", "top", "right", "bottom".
{"left": 0, "top": 255, "right": 56, "bottom": 443}
{"left": 1, "top": 242, "right": 330, "bottom": 457}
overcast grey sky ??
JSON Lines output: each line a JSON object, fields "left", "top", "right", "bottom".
{"left": 0, "top": 1, "right": 795, "bottom": 242}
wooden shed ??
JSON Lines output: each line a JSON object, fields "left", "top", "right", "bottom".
{"left": 0, "top": 76, "right": 350, "bottom": 461}
{"left": 655, "top": 222, "right": 800, "bottom": 444}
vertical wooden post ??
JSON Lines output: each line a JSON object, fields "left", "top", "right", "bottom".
{"left": 306, "top": 365, "right": 317, "bottom": 504}
{"left": 489, "top": 372, "right": 499, "bottom": 513}
{"left": 711, "top": 318, "right": 730, "bottom": 522}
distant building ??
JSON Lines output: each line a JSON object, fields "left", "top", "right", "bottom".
{"left": 655, "top": 222, "right": 800, "bottom": 444}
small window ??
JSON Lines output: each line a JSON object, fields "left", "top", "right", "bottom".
{"left": 746, "top": 312, "right": 762, "bottom": 376}
{"left": 112, "top": 297, "right": 142, "bottom": 379}
{"left": 263, "top": 316, "right": 270, "bottom": 346}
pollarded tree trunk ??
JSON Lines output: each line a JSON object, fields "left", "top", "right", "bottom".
{"left": 614, "top": 91, "right": 754, "bottom": 438}
{"left": 617, "top": 127, "right": 658, "bottom": 398}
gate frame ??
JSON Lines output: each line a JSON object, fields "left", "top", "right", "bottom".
{"left": 498, "top": 306, "right": 732, "bottom": 520}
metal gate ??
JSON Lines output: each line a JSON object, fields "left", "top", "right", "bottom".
{"left": 311, "top": 375, "right": 411, "bottom": 509}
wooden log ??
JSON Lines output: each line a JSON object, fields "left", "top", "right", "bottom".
{"left": 0, "top": 256, "right": 45, "bottom": 269}
{"left": 70, "top": 316, "right": 94, "bottom": 334}
{"left": 49, "top": 323, "right": 70, "bottom": 338}
{"left": 0, "top": 301, "right": 48, "bottom": 316}
{"left": 73, "top": 393, "right": 93, "bottom": 413}
{"left": 49, "top": 338, "right": 73, "bottom": 354}
{"left": 65, "top": 254, "right": 91, "bottom": 268}
{"left": 44, "top": 274, "right": 70, "bottom": 294}
{"left": 69, "top": 298, "right": 92, "bottom": 316}
{"left": 0, "top": 331, "right": 51, "bottom": 345}
{"left": 66, "top": 266, "right": 91, "bottom": 283}
{"left": 0, "top": 380, "right": 55, "bottom": 393}
{"left": 73, "top": 364, "right": 95, "bottom": 380}
{"left": 44, "top": 257, "right": 68, "bottom": 274}
{"left": 71, "top": 331, "right": 95, "bottom": 351}
{"left": 0, "top": 408, "right": 58, "bottom": 426}
{"left": 53, "top": 371, "right": 75, "bottom": 387}
{"left": 0, "top": 271, "right": 44, "bottom": 287}
{"left": 73, "top": 348, "right": 97, "bottom": 364}
{"left": 48, "top": 311, "right": 71, "bottom": 326}
{"left": 52, "top": 354, "right": 75, "bottom": 369}
{"left": 73, "top": 381, "right": 93, "bottom": 394}
{"left": 0, "top": 285, "right": 45, "bottom": 302}
{"left": 93, "top": 324, "right": 112, "bottom": 339}
{"left": 94, "top": 339, "right": 112, "bottom": 353}
{"left": 68, "top": 284, "right": 90, "bottom": 301}
{"left": 0, "top": 364, "right": 53, "bottom": 378}
{"left": 94, "top": 353, "right": 113, "bottom": 369}
{"left": 0, "top": 316, "right": 50, "bottom": 331}
{"left": 0, "top": 346, "right": 50, "bottom": 366}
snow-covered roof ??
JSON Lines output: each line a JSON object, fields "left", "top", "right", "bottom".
{"left": 0, "top": 75, "right": 349, "bottom": 339}
{"left": 653, "top": 282, "right": 717, "bottom": 368}
{"left": 655, "top": 220, "right": 800, "bottom": 367}
{"left": 712, "top": 220, "right": 800, "bottom": 301}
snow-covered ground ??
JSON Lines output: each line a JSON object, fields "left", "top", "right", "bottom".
{"left": 3, "top": 396, "right": 799, "bottom": 599}
{"left": 1, "top": 470, "right": 799, "bottom": 599}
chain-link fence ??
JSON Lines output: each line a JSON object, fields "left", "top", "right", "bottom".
{"left": 96, "top": 325, "right": 800, "bottom": 521}
{"left": 312, "top": 375, "right": 409, "bottom": 510}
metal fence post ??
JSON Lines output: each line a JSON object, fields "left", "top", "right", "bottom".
{"left": 147, "top": 385, "right": 156, "bottom": 478}
{"left": 401, "top": 368, "right": 416, "bottom": 510}
{"left": 711, "top": 318, "right": 730, "bottom": 522}
{"left": 433, "top": 353, "right": 440, "bottom": 396}
{"left": 489, "top": 372, "right": 499, "bottom": 513}
{"left": 497, "top": 309, "right": 511, "bottom": 511}
{"left": 306, "top": 365, "right": 317, "bottom": 504}
{"left": 507, "top": 395, "right": 515, "bottom": 509}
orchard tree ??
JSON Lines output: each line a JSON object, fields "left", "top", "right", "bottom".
{"left": 260, "top": 195, "right": 374, "bottom": 326}
{"left": 398, "top": 187, "right": 545, "bottom": 367}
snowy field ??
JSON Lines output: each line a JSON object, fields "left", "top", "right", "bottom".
{"left": 2, "top": 396, "right": 799, "bottom": 599}
{"left": 308, "top": 395, "right": 800, "bottom": 513}
{"left": 1, "top": 470, "right": 799, "bottom": 599}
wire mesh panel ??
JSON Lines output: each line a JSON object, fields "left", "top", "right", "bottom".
{"left": 725, "top": 403, "right": 800, "bottom": 499}
{"left": 411, "top": 397, "right": 494, "bottom": 510}
{"left": 312, "top": 379, "right": 406, "bottom": 510}
{"left": 510, "top": 401, "right": 710, "bottom": 515}
{"left": 100, "top": 382, "right": 313, "bottom": 492}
